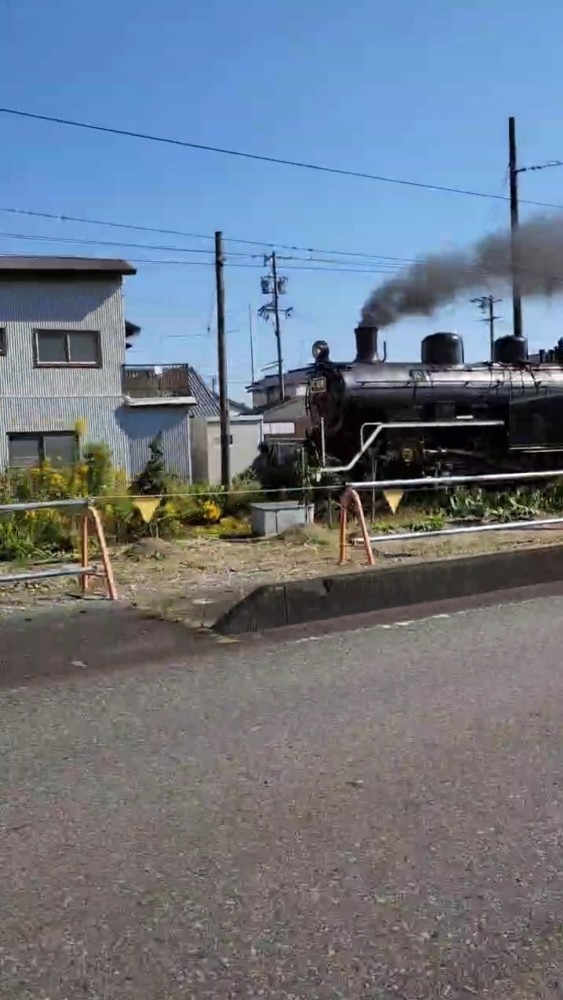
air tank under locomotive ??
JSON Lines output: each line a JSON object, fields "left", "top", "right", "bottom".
{"left": 305, "top": 323, "right": 563, "bottom": 478}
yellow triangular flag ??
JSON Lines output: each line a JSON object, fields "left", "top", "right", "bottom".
{"left": 133, "top": 498, "right": 160, "bottom": 523}
{"left": 382, "top": 489, "right": 404, "bottom": 515}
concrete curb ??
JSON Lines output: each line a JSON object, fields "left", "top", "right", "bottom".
{"left": 213, "top": 544, "right": 563, "bottom": 635}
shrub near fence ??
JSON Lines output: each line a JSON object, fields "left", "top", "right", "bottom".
{"left": 5, "top": 432, "right": 563, "bottom": 563}
{"left": 0, "top": 443, "right": 267, "bottom": 561}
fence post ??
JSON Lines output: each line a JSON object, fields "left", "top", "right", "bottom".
{"left": 80, "top": 507, "right": 89, "bottom": 594}
{"left": 88, "top": 505, "right": 118, "bottom": 601}
{"left": 338, "top": 487, "right": 375, "bottom": 566}
{"left": 338, "top": 498, "right": 348, "bottom": 564}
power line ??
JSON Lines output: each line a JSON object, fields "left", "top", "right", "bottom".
{"left": 0, "top": 226, "right": 406, "bottom": 269}
{"left": 0, "top": 231, "right": 405, "bottom": 273}
{"left": 0, "top": 235, "right": 558, "bottom": 287}
{"left": 0, "top": 204, "right": 421, "bottom": 263}
{"left": 3, "top": 105, "right": 563, "bottom": 211}
{"left": 126, "top": 258, "right": 402, "bottom": 274}
{"left": 0, "top": 228, "right": 257, "bottom": 257}
{"left": 0, "top": 246, "right": 402, "bottom": 275}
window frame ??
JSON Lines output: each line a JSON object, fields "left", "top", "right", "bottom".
{"left": 33, "top": 329, "right": 102, "bottom": 368}
{"left": 8, "top": 431, "right": 79, "bottom": 469}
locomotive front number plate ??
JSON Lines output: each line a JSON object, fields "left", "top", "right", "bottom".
{"left": 309, "top": 376, "right": 327, "bottom": 393}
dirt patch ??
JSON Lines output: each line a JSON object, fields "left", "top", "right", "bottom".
{"left": 2, "top": 521, "right": 563, "bottom": 625}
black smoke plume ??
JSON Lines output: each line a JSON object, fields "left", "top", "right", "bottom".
{"left": 361, "top": 213, "right": 563, "bottom": 327}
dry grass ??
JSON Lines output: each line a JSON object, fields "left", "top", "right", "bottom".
{"left": 2, "top": 519, "right": 563, "bottom": 622}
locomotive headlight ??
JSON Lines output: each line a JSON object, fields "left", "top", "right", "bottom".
{"left": 312, "top": 339, "right": 330, "bottom": 361}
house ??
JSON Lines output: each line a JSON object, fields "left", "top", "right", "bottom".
{"left": 0, "top": 255, "right": 195, "bottom": 479}
{"left": 188, "top": 367, "right": 263, "bottom": 484}
{"left": 246, "top": 367, "right": 311, "bottom": 410}
{"left": 261, "top": 395, "right": 310, "bottom": 444}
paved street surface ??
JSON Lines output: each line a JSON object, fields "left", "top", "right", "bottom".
{"left": 3, "top": 595, "right": 563, "bottom": 997}
{"left": 0, "top": 603, "right": 222, "bottom": 689}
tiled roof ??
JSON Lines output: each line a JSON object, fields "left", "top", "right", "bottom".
{"left": 188, "top": 367, "right": 257, "bottom": 418}
{"left": 187, "top": 367, "right": 221, "bottom": 418}
{"left": 261, "top": 396, "right": 308, "bottom": 421}
{"left": 247, "top": 367, "right": 311, "bottom": 391}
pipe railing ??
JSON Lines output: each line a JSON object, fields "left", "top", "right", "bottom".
{"left": 0, "top": 498, "right": 118, "bottom": 599}
{"left": 315, "top": 419, "right": 504, "bottom": 478}
{"left": 338, "top": 468, "right": 563, "bottom": 561}
{"left": 348, "top": 467, "right": 563, "bottom": 491}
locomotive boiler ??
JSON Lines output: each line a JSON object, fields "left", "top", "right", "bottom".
{"left": 305, "top": 323, "right": 563, "bottom": 479}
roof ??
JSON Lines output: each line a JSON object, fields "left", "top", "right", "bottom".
{"left": 187, "top": 367, "right": 256, "bottom": 418}
{"left": 247, "top": 366, "right": 311, "bottom": 391}
{"left": 213, "top": 393, "right": 255, "bottom": 415}
{"left": 187, "top": 367, "right": 220, "bottom": 418}
{"left": 0, "top": 256, "right": 136, "bottom": 276}
{"left": 261, "top": 396, "right": 308, "bottom": 421}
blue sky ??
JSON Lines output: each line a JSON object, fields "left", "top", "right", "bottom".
{"left": 2, "top": 0, "right": 563, "bottom": 397}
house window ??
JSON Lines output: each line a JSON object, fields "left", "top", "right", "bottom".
{"left": 0, "top": 329, "right": 6, "bottom": 356}
{"left": 34, "top": 330, "right": 101, "bottom": 367}
{"left": 8, "top": 432, "right": 78, "bottom": 469}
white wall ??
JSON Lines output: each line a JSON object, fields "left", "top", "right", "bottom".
{"left": 190, "top": 417, "right": 210, "bottom": 482}
{"left": 192, "top": 416, "right": 263, "bottom": 485}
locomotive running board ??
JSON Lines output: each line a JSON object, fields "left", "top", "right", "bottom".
{"left": 314, "top": 419, "right": 504, "bottom": 480}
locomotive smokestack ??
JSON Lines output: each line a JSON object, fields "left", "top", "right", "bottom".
{"left": 355, "top": 324, "right": 379, "bottom": 363}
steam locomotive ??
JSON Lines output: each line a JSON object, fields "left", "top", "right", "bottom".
{"left": 305, "top": 324, "right": 563, "bottom": 479}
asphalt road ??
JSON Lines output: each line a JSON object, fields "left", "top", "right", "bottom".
{"left": 3, "top": 595, "right": 563, "bottom": 998}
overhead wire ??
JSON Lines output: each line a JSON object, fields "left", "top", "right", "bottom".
{"left": 0, "top": 230, "right": 560, "bottom": 287}
{"left": 0, "top": 204, "right": 421, "bottom": 264}
{"left": 2, "top": 105, "right": 563, "bottom": 211}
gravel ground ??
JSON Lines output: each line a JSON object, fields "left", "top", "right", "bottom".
{"left": 4, "top": 523, "right": 563, "bottom": 627}
{"left": 3, "top": 596, "right": 563, "bottom": 997}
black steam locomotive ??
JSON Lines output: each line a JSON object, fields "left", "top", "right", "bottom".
{"left": 305, "top": 324, "right": 563, "bottom": 479}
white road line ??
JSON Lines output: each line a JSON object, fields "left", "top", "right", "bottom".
{"left": 286, "top": 596, "right": 550, "bottom": 647}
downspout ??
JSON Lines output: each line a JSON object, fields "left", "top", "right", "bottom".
{"left": 187, "top": 412, "right": 193, "bottom": 484}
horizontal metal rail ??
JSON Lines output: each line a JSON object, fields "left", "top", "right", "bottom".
{"left": 348, "top": 468, "right": 563, "bottom": 490}
{"left": 315, "top": 420, "right": 504, "bottom": 478}
{"left": 0, "top": 498, "right": 117, "bottom": 600}
{"left": 0, "top": 498, "right": 89, "bottom": 515}
{"left": 0, "top": 564, "right": 96, "bottom": 585}
{"left": 358, "top": 516, "right": 563, "bottom": 547}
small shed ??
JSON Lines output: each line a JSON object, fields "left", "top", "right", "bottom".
{"left": 188, "top": 368, "right": 263, "bottom": 484}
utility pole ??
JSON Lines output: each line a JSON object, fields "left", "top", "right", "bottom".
{"left": 508, "top": 116, "right": 523, "bottom": 339}
{"left": 471, "top": 294, "right": 502, "bottom": 360}
{"left": 214, "top": 230, "right": 230, "bottom": 488}
{"left": 505, "top": 118, "right": 563, "bottom": 339}
{"left": 258, "top": 252, "right": 293, "bottom": 401}
{"left": 248, "top": 303, "right": 256, "bottom": 384}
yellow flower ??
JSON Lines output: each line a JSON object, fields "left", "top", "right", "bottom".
{"left": 200, "top": 499, "right": 221, "bottom": 524}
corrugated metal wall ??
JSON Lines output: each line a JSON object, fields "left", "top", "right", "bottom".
{"left": 0, "top": 277, "right": 193, "bottom": 479}
{"left": 0, "top": 278, "right": 124, "bottom": 397}
{"left": 119, "top": 407, "right": 192, "bottom": 481}
{"left": 0, "top": 397, "right": 129, "bottom": 471}
{"left": 0, "top": 277, "right": 130, "bottom": 469}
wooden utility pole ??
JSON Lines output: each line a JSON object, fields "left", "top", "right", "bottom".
{"left": 214, "top": 230, "right": 230, "bottom": 488}
{"left": 248, "top": 303, "right": 256, "bottom": 384}
{"left": 471, "top": 294, "right": 502, "bottom": 360}
{"left": 508, "top": 116, "right": 523, "bottom": 339}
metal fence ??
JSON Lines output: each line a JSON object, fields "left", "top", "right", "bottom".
{"left": 0, "top": 498, "right": 118, "bottom": 599}
{"left": 338, "top": 468, "right": 563, "bottom": 564}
